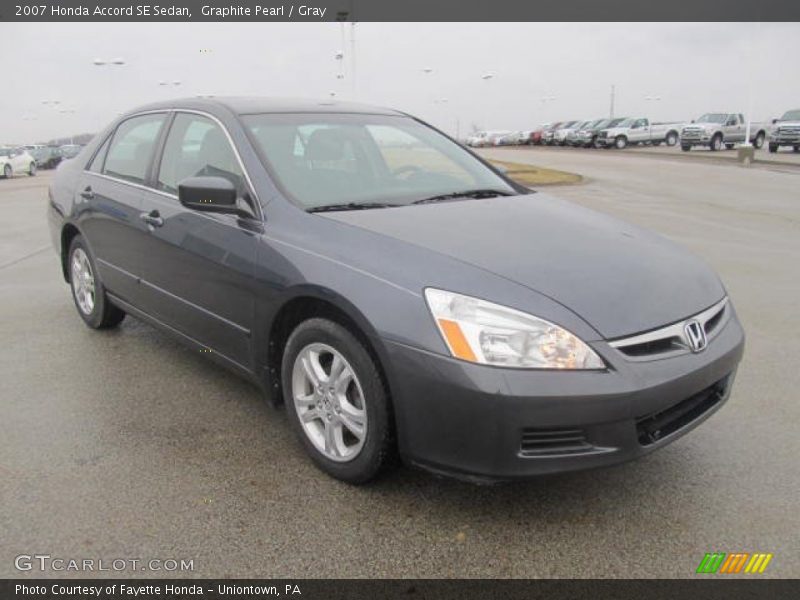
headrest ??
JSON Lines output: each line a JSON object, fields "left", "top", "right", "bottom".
{"left": 305, "top": 128, "right": 347, "bottom": 162}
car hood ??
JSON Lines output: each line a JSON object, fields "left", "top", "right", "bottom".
{"left": 323, "top": 194, "right": 725, "bottom": 339}
{"left": 775, "top": 120, "right": 800, "bottom": 128}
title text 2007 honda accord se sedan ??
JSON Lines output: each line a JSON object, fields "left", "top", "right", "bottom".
{"left": 48, "top": 98, "right": 744, "bottom": 483}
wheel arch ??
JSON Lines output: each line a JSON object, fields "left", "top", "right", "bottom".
{"left": 262, "top": 287, "right": 395, "bottom": 410}
{"left": 60, "top": 223, "right": 82, "bottom": 282}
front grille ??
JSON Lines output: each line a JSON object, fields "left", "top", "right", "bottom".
{"left": 636, "top": 376, "right": 729, "bottom": 446}
{"left": 520, "top": 427, "right": 592, "bottom": 457}
{"left": 617, "top": 336, "right": 683, "bottom": 357}
{"left": 610, "top": 297, "right": 729, "bottom": 360}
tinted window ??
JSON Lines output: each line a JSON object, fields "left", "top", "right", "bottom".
{"left": 87, "top": 136, "right": 111, "bottom": 173}
{"left": 157, "top": 113, "right": 245, "bottom": 196}
{"left": 103, "top": 114, "right": 166, "bottom": 184}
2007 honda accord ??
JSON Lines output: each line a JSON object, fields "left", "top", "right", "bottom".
{"left": 48, "top": 98, "right": 744, "bottom": 483}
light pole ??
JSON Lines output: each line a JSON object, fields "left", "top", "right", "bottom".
{"left": 481, "top": 73, "right": 495, "bottom": 130}
{"left": 59, "top": 109, "right": 77, "bottom": 144}
{"left": 158, "top": 80, "right": 183, "bottom": 97}
{"left": 93, "top": 58, "right": 126, "bottom": 116}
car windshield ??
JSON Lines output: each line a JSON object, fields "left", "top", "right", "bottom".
{"left": 616, "top": 118, "right": 635, "bottom": 127}
{"left": 780, "top": 109, "right": 800, "bottom": 121}
{"left": 696, "top": 113, "right": 727, "bottom": 124}
{"left": 243, "top": 113, "right": 516, "bottom": 211}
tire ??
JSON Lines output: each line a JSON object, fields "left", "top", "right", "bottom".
{"left": 3, "top": 164, "right": 11, "bottom": 179}
{"left": 67, "top": 235, "right": 125, "bottom": 329}
{"left": 665, "top": 132, "right": 678, "bottom": 146}
{"left": 768, "top": 143, "right": 778, "bottom": 153}
{"left": 794, "top": 146, "right": 800, "bottom": 153}
{"left": 614, "top": 135, "right": 627, "bottom": 149}
{"left": 651, "top": 141, "right": 662, "bottom": 147}
{"left": 725, "top": 143, "right": 734, "bottom": 150}
{"left": 681, "top": 144, "right": 691, "bottom": 152}
{"left": 28, "top": 162, "right": 36, "bottom": 176}
{"left": 753, "top": 132, "right": 765, "bottom": 149}
{"left": 282, "top": 318, "right": 395, "bottom": 484}
{"left": 710, "top": 134, "right": 723, "bottom": 152}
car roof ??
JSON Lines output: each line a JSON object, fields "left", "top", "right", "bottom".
{"left": 125, "top": 96, "right": 405, "bottom": 117}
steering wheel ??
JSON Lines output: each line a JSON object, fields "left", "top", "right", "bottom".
{"left": 393, "top": 165, "right": 423, "bottom": 179}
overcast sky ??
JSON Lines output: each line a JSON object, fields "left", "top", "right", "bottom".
{"left": 2, "top": 22, "right": 799, "bottom": 142}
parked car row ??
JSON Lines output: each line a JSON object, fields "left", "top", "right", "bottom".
{"left": 0, "top": 143, "right": 86, "bottom": 179}
{"left": 467, "top": 109, "right": 800, "bottom": 154}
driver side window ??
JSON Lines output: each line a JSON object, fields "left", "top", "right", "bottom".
{"left": 157, "top": 113, "right": 245, "bottom": 197}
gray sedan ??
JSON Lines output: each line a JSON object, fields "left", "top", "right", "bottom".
{"left": 47, "top": 97, "right": 744, "bottom": 483}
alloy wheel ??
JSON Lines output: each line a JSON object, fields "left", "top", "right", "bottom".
{"left": 70, "top": 247, "right": 95, "bottom": 315}
{"left": 291, "top": 343, "right": 367, "bottom": 462}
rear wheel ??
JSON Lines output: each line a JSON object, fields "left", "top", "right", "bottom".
{"left": 28, "top": 162, "right": 36, "bottom": 176}
{"left": 67, "top": 235, "right": 125, "bottom": 329}
{"left": 710, "top": 134, "right": 723, "bottom": 151}
{"left": 282, "top": 318, "right": 395, "bottom": 484}
{"left": 725, "top": 143, "right": 735, "bottom": 150}
{"left": 3, "top": 164, "right": 11, "bottom": 179}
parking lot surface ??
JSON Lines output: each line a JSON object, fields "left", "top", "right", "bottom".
{"left": 2, "top": 153, "right": 799, "bottom": 577}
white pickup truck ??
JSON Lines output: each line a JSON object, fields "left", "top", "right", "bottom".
{"left": 595, "top": 117, "right": 681, "bottom": 149}
{"left": 680, "top": 113, "right": 767, "bottom": 152}
{"left": 768, "top": 109, "right": 800, "bottom": 153}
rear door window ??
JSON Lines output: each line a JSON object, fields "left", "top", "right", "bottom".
{"left": 103, "top": 114, "right": 166, "bottom": 184}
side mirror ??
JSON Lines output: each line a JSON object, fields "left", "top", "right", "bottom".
{"left": 178, "top": 176, "right": 238, "bottom": 214}
{"left": 772, "top": 118, "right": 778, "bottom": 124}
{"left": 691, "top": 119, "right": 695, "bottom": 123}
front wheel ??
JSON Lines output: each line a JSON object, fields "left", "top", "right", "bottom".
{"left": 282, "top": 318, "right": 395, "bottom": 484}
{"left": 665, "top": 132, "right": 678, "bottom": 146}
{"left": 681, "top": 144, "right": 692, "bottom": 152}
{"left": 28, "top": 162, "right": 37, "bottom": 176}
{"left": 614, "top": 135, "right": 628, "bottom": 149}
{"left": 68, "top": 236, "right": 125, "bottom": 329}
{"left": 710, "top": 134, "right": 723, "bottom": 151}
{"left": 725, "top": 143, "right": 735, "bottom": 150}
{"left": 2, "top": 164, "right": 11, "bottom": 179}
{"left": 768, "top": 143, "right": 778, "bottom": 153}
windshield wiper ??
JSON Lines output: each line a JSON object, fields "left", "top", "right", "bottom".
{"left": 412, "top": 189, "right": 513, "bottom": 205}
{"left": 307, "top": 202, "right": 399, "bottom": 213}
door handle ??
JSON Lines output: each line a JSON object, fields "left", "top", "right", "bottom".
{"left": 80, "top": 186, "right": 94, "bottom": 200}
{"left": 140, "top": 210, "right": 164, "bottom": 228}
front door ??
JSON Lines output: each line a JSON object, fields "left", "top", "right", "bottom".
{"left": 138, "top": 111, "right": 260, "bottom": 369}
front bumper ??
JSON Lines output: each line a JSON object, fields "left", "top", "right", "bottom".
{"left": 770, "top": 134, "right": 800, "bottom": 145}
{"left": 384, "top": 309, "right": 744, "bottom": 482}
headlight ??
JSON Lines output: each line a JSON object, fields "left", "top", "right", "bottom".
{"left": 424, "top": 288, "right": 604, "bottom": 370}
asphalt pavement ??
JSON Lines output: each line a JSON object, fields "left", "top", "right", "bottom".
{"left": 1, "top": 151, "right": 798, "bottom": 578}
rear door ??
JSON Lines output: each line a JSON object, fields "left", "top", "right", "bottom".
{"left": 724, "top": 114, "right": 742, "bottom": 142}
{"left": 137, "top": 111, "right": 261, "bottom": 368}
{"left": 77, "top": 113, "right": 168, "bottom": 306}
